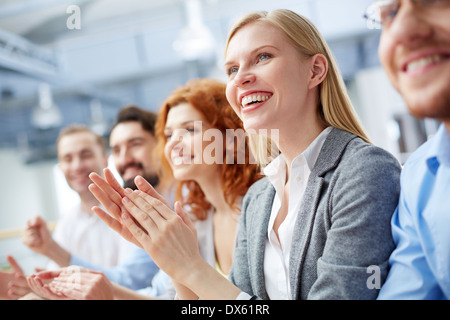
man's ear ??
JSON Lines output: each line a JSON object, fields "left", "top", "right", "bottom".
{"left": 308, "top": 53, "right": 328, "bottom": 89}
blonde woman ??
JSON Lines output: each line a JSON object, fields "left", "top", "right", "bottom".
{"left": 223, "top": 9, "right": 401, "bottom": 300}
{"left": 83, "top": 10, "right": 400, "bottom": 300}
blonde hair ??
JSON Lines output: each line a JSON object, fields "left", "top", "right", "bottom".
{"left": 225, "top": 9, "right": 370, "bottom": 166}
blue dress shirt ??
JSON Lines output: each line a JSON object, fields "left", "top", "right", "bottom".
{"left": 378, "top": 124, "right": 450, "bottom": 300}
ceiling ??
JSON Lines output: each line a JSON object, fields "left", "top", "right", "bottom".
{"left": 0, "top": 0, "right": 380, "bottom": 163}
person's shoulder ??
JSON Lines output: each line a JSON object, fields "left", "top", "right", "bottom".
{"left": 241, "top": 177, "right": 271, "bottom": 214}
{"left": 245, "top": 176, "right": 270, "bottom": 196}
{"left": 59, "top": 201, "right": 83, "bottom": 217}
{"left": 327, "top": 137, "right": 402, "bottom": 200}
{"left": 342, "top": 137, "right": 401, "bottom": 172}
{"left": 323, "top": 128, "right": 400, "bottom": 172}
{"left": 402, "top": 137, "right": 435, "bottom": 171}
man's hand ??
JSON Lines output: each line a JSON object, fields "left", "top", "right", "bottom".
{"left": 22, "top": 216, "right": 53, "bottom": 256}
{"left": 0, "top": 255, "right": 30, "bottom": 299}
{"left": 22, "top": 216, "right": 71, "bottom": 266}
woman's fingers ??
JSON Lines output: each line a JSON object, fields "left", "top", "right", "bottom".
{"left": 33, "top": 269, "right": 62, "bottom": 281}
{"left": 123, "top": 189, "right": 165, "bottom": 223}
{"left": 89, "top": 172, "right": 123, "bottom": 206}
{"left": 89, "top": 170, "right": 161, "bottom": 248}
{"left": 104, "top": 168, "right": 126, "bottom": 197}
{"left": 92, "top": 206, "right": 120, "bottom": 230}
{"left": 93, "top": 206, "right": 142, "bottom": 248}
{"left": 125, "top": 189, "right": 174, "bottom": 221}
{"left": 174, "top": 201, "right": 197, "bottom": 235}
{"left": 122, "top": 192, "right": 159, "bottom": 234}
{"left": 119, "top": 190, "right": 203, "bottom": 283}
{"left": 121, "top": 211, "right": 153, "bottom": 246}
{"left": 138, "top": 190, "right": 175, "bottom": 220}
{"left": 88, "top": 182, "right": 122, "bottom": 221}
{"left": 135, "top": 175, "right": 171, "bottom": 207}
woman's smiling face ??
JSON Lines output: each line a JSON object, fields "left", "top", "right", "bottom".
{"left": 224, "top": 21, "right": 315, "bottom": 134}
{"left": 163, "top": 103, "right": 218, "bottom": 182}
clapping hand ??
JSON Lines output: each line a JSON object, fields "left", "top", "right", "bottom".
{"left": 89, "top": 168, "right": 200, "bottom": 282}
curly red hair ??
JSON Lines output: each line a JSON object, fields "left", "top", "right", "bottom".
{"left": 155, "top": 78, "right": 262, "bottom": 220}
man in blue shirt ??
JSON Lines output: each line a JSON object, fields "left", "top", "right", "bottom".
{"left": 364, "top": 0, "right": 450, "bottom": 299}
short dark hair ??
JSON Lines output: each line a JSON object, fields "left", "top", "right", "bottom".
{"left": 111, "top": 105, "right": 157, "bottom": 136}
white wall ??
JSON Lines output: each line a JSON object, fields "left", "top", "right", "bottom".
{"left": 348, "top": 67, "right": 407, "bottom": 160}
{"left": 0, "top": 148, "right": 59, "bottom": 273}
{"left": 348, "top": 66, "right": 441, "bottom": 164}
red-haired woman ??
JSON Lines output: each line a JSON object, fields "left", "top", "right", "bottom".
{"left": 27, "top": 78, "right": 262, "bottom": 300}
{"left": 153, "top": 78, "right": 263, "bottom": 289}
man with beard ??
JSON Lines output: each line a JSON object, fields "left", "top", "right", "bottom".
{"left": 69, "top": 105, "right": 171, "bottom": 298}
{"left": 109, "top": 105, "right": 161, "bottom": 191}
{"left": 96, "top": 105, "right": 170, "bottom": 297}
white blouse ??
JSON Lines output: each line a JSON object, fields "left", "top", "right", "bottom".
{"left": 263, "top": 127, "right": 331, "bottom": 299}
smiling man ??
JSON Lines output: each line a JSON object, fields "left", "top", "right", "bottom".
{"left": 104, "top": 105, "right": 171, "bottom": 298}
{"left": 22, "top": 125, "right": 132, "bottom": 271}
{"left": 363, "top": 0, "right": 450, "bottom": 299}
{"left": 110, "top": 105, "right": 160, "bottom": 191}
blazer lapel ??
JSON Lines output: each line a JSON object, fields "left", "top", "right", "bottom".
{"left": 289, "top": 128, "right": 356, "bottom": 299}
{"left": 248, "top": 183, "right": 275, "bottom": 300}
{"left": 289, "top": 175, "right": 324, "bottom": 299}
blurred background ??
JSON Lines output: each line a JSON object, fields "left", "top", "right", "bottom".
{"left": 0, "top": 0, "right": 440, "bottom": 273}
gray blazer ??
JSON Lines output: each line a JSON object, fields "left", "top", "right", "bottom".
{"left": 229, "top": 128, "right": 401, "bottom": 300}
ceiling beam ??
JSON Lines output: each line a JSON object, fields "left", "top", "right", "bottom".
{"left": 0, "top": 0, "right": 86, "bottom": 19}
{"left": 0, "top": 28, "right": 59, "bottom": 79}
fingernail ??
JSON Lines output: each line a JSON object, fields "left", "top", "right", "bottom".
{"left": 124, "top": 188, "right": 132, "bottom": 194}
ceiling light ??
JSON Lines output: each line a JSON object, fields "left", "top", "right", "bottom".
{"left": 173, "top": 0, "right": 216, "bottom": 61}
{"left": 31, "top": 83, "right": 62, "bottom": 130}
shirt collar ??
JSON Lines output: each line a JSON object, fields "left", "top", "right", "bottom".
{"left": 302, "top": 126, "right": 333, "bottom": 171}
{"left": 264, "top": 127, "right": 332, "bottom": 188}
{"left": 426, "top": 124, "right": 450, "bottom": 174}
{"left": 263, "top": 153, "right": 286, "bottom": 197}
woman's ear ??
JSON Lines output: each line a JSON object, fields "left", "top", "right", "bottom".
{"left": 308, "top": 53, "right": 328, "bottom": 89}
